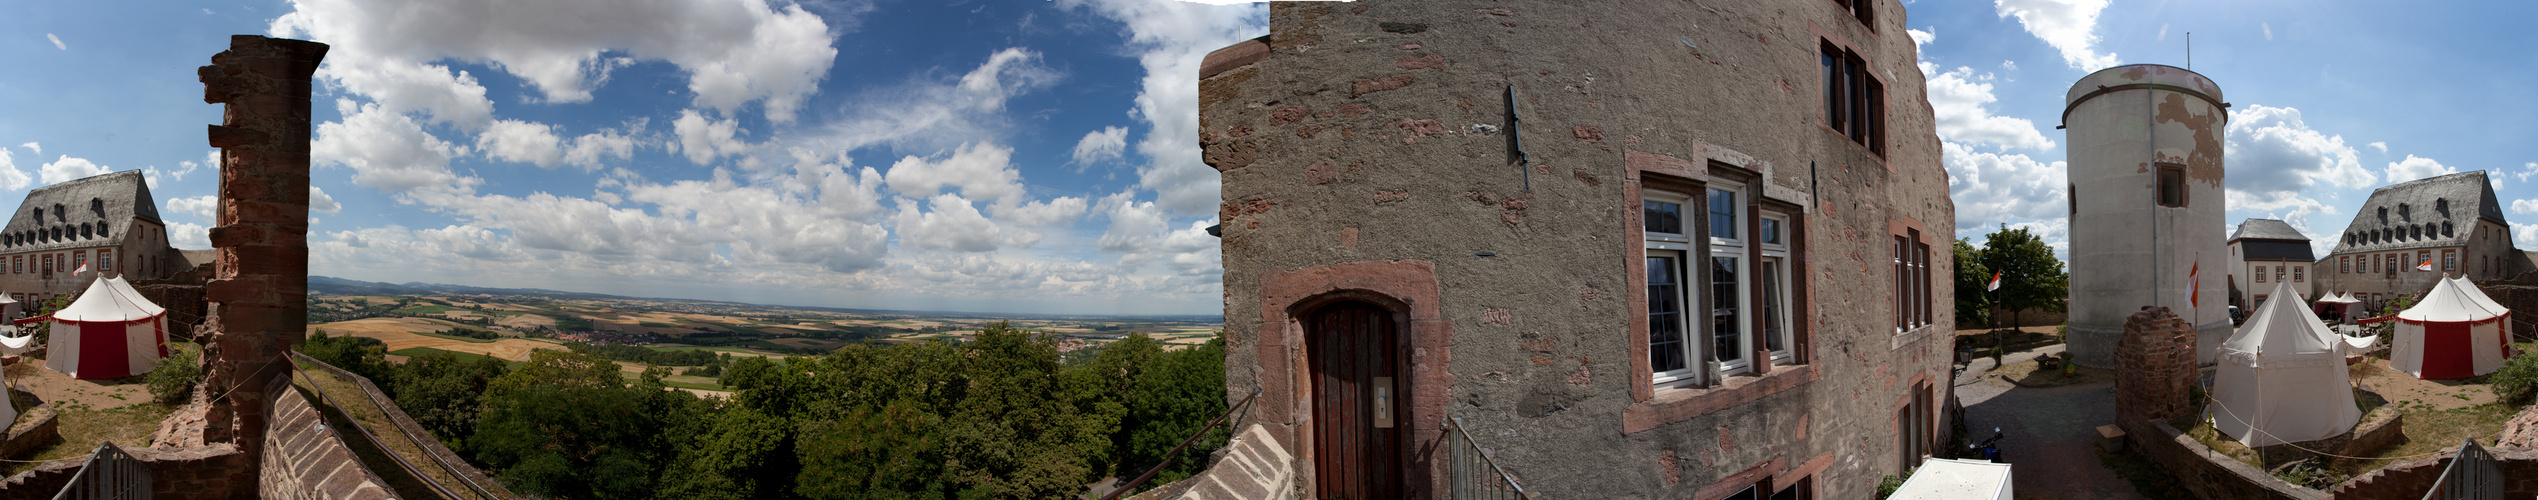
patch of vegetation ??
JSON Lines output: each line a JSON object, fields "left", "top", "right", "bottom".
{"left": 2489, "top": 345, "right": 2538, "bottom": 405}
{"left": 639, "top": 321, "right": 679, "bottom": 328}
{"left": 2333, "top": 403, "right": 2517, "bottom": 476}
{"left": 393, "top": 305, "right": 464, "bottom": 315}
{"left": 549, "top": 315, "right": 596, "bottom": 331}
{"left": 0, "top": 401, "right": 179, "bottom": 476}
{"left": 566, "top": 342, "right": 721, "bottom": 366}
{"left": 146, "top": 342, "right": 203, "bottom": 405}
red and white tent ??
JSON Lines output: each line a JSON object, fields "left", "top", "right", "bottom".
{"left": 2387, "top": 276, "right": 2512, "bottom": 379}
{"left": 20, "top": 277, "right": 167, "bottom": 379}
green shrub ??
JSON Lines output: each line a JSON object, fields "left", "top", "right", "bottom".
{"left": 1877, "top": 470, "right": 1913, "bottom": 499}
{"left": 147, "top": 342, "right": 202, "bottom": 404}
{"left": 2491, "top": 346, "right": 2538, "bottom": 406}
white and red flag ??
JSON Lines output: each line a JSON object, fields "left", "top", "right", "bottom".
{"left": 1986, "top": 271, "right": 2001, "bottom": 292}
{"left": 2188, "top": 261, "right": 2200, "bottom": 308}
{"left": 72, "top": 261, "right": 87, "bottom": 275}
{"left": 2417, "top": 259, "right": 2434, "bottom": 271}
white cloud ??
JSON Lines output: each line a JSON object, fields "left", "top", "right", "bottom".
{"left": 1907, "top": 28, "right": 1935, "bottom": 48}
{"left": 2223, "top": 105, "right": 2377, "bottom": 210}
{"left": 310, "top": 187, "right": 342, "bottom": 215}
{"left": 815, "top": 47, "right": 1060, "bottom": 154}
{"left": 883, "top": 142, "right": 1025, "bottom": 206}
{"left": 2157, "top": 23, "right": 2168, "bottom": 42}
{"left": 2262, "top": 22, "right": 2274, "bottom": 41}
{"left": 38, "top": 155, "right": 110, "bottom": 185}
{"left": 563, "top": 129, "right": 638, "bottom": 170}
{"left": 45, "top": 34, "right": 63, "bottom": 51}
{"left": 996, "top": 196, "right": 1088, "bottom": 227}
{"left": 1096, "top": 191, "right": 1170, "bottom": 252}
{"left": 0, "top": 150, "right": 29, "bottom": 191}
{"left": 168, "top": 222, "right": 209, "bottom": 249}
{"left": 2001, "top": 60, "right": 2018, "bottom": 71}
{"left": 168, "top": 195, "right": 218, "bottom": 222}
{"left": 170, "top": 149, "right": 216, "bottom": 182}
{"left": 1059, "top": 0, "right": 1267, "bottom": 214}
{"left": 1943, "top": 142, "right": 2068, "bottom": 229}
{"left": 672, "top": 109, "right": 747, "bottom": 165}
{"left": 2520, "top": 162, "right": 2538, "bottom": 183}
{"left": 892, "top": 194, "right": 1001, "bottom": 252}
{"left": 476, "top": 119, "right": 566, "bottom": 167}
{"left": 2367, "top": 142, "right": 2387, "bottom": 153}
{"left": 311, "top": 99, "right": 478, "bottom": 199}
{"left": 1925, "top": 66, "right": 2054, "bottom": 151}
{"left": 2518, "top": 222, "right": 2538, "bottom": 249}
{"left": 2385, "top": 154, "right": 2456, "bottom": 184}
{"left": 1070, "top": 126, "right": 1129, "bottom": 166}
{"left": 15, "top": 143, "right": 34, "bottom": 154}
{"left": 1994, "top": 0, "right": 2120, "bottom": 71}
{"left": 269, "top": 0, "right": 845, "bottom": 124}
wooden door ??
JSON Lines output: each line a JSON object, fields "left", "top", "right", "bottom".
{"left": 1310, "top": 302, "right": 1402, "bottom": 499}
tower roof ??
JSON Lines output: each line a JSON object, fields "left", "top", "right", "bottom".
{"left": 2229, "top": 219, "right": 2309, "bottom": 242}
{"left": 2327, "top": 171, "right": 2504, "bottom": 255}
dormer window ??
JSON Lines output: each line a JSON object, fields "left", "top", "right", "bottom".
{"left": 2400, "top": 203, "right": 2411, "bottom": 221}
{"left": 52, "top": 205, "right": 63, "bottom": 223}
{"left": 90, "top": 198, "right": 102, "bottom": 218}
{"left": 2444, "top": 221, "right": 2455, "bottom": 237}
{"left": 34, "top": 208, "right": 43, "bottom": 223}
{"left": 2379, "top": 207, "right": 2388, "bottom": 224}
{"left": 2437, "top": 198, "right": 2450, "bottom": 218}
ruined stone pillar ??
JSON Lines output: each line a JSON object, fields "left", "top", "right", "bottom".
{"left": 197, "top": 35, "right": 325, "bottom": 482}
{"left": 2115, "top": 306, "right": 2197, "bottom": 425}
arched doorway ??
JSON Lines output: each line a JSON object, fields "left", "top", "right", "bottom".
{"left": 1307, "top": 301, "right": 1404, "bottom": 498}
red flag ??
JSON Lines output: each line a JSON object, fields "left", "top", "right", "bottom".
{"left": 2417, "top": 259, "right": 2434, "bottom": 271}
{"left": 1986, "top": 271, "right": 2001, "bottom": 292}
{"left": 2189, "top": 261, "right": 2200, "bottom": 308}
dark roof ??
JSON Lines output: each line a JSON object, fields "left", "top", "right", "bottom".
{"left": 2240, "top": 240, "right": 2314, "bottom": 262}
{"left": 0, "top": 170, "right": 164, "bottom": 253}
{"left": 2328, "top": 171, "right": 2504, "bottom": 255}
{"left": 2229, "top": 219, "right": 2309, "bottom": 243}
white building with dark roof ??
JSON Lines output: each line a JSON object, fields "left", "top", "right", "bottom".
{"left": 0, "top": 170, "right": 188, "bottom": 306}
{"left": 2314, "top": 171, "right": 2523, "bottom": 311}
{"left": 2227, "top": 219, "right": 2314, "bottom": 309}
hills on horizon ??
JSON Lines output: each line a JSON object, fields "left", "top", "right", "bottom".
{"left": 305, "top": 275, "right": 1219, "bottom": 322}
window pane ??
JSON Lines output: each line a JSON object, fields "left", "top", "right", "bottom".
{"left": 1645, "top": 201, "right": 1682, "bottom": 235}
{"left": 1823, "top": 51, "right": 1840, "bottom": 131}
{"left": 1760, "top": 218, "right": 1780, "bottom": 245}
{"left": 1763, "top": 260, "right": 1783, "bottom": 353}
{"left": 1709, "top": 188, "right": 1737, "bottom": 239}
{"left": 1713, "top": 256, "right": 1742, "bottom": 363}
{"left": 1847, "top": 59, "right": 1866, "bottom": 143}
{"left": 1649, "top": 256, "right": 1687, "bottom": 374}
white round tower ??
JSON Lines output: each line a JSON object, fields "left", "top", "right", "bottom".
{"left": 2062, "top": 64, "right": 2231, "bottom": 368}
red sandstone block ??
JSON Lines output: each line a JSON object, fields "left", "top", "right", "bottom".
{"left": 206, "top": 225, "right": 266, "bottom": 247}
{"left": 232, "top": 246, "right": 308, "bottom": 275}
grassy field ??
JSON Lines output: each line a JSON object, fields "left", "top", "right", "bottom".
{"left": 391, "top": 305, "right": 465, "bottom": 315}
{"left": 0, "top": 401, "right": 176, "bottom": 476}
{"left": 652, "top": 345, "right": 784, "bottom": 358}
{"left": 389, "top": 347, "right": 525, "bottom": 369}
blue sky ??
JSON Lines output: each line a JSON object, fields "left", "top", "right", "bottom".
{"left": 0, "top": 0, "right": 1263, "bottom": 315}
{"left": 5, "top": 0, "right": 2537, "bottom": 315}
{"left": 1913, "top": 0, "right": 2538, "bottom": 260}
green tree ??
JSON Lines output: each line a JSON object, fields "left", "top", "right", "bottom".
{"left": 470, "top": 349, "right": 671, "bottom": 499}
{"left": 1952, "top": 238, "right": 1993, "bottom": 328}
{"left": 389, "top": 350, "right": 508, "bottom": 450}
{"left": 1113, "top": 334, "right": 1229, "bottom": 490}
{"left": 1980, "top": 224, "right": 2069, "bottom": 328}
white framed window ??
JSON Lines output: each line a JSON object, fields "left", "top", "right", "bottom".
{"left": 1710, "top": 182, "right": 1751, "bottom": 375}
{"left": 1761, "top": 212, "right": 1793, "bottom": 363}
{"left": 1644, "top": 189, "right": 1701, "bottom": 387}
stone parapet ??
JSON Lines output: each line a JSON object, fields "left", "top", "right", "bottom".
{"left": 2115, "top": 306, "right": 2196, "bottom": 425}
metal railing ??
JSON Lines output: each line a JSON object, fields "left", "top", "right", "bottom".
{"left": 1445, "top": 416, "right": 1530, "bottom": 500}
{"left": 2421, "top": 438, "right": 2501, "bottom": 500}
{"left": 52, "top": 441, "right": 147, "bottom": 500}
{"left": 287, "top": 354, "right": 484, "bottom": 500}
{"left": 1099, "top": 387, "right": 1261, "bottom": 500}
{"left": 288, "top": 352, "right": 502, "bottom": 499}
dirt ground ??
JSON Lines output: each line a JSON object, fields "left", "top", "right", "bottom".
{"left": 4, "top": 357, "right": 150, "bottom": 411}
{"left": 2354, "top": 358, "right": 2495, "bottom": 411}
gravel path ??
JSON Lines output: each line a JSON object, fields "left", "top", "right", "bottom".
{"left": 1953, "top": 343, "right": 2148, "bottom": 500}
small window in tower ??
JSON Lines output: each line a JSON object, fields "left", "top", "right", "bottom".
{"left": 51, "top": 205, "right": 62, "bottom": 223}
{"left": 89, "top": 198, "right": 102, "bottom": 218}
{"left": 2156, "top": 164, "right": 2186, "bottom": 208}
{"left": 2068, "top": 184, "right": 2078, "bottom": 215}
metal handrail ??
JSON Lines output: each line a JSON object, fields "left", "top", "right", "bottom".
{"left": 288, "top": 351, "right": 499, "bottom": 499}
{"left": 1099, "top": 387, "right": 1262, "bottom": 500}
{"left": 1446, "top": 416, "right": 1530, "bottom": 500}
{"left": 288, "top": 357, "right": 470, "bottom": 500}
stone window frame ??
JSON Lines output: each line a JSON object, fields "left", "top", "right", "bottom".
{"left": 1619, "top": 148, "right": 1818, "bottom": 435}
{"left": 2155, "top": 163, "right": 2188, "bottom": 208}
{"left": 98, "top": 249, "right": 110, "bottom": 272}
{"left": 1814, "top": 35, "right": 1887, "bottom": 160}
{"left": 1828, "top": 0, "right": 1874, "bottom": 28}
{"left": 1893, "top": 375, "right": 1935, "bottom": 472}
{"left": 1891, "top": 217, "right": 1932, "bottom": 335}
{"left": 2255, "top": 265, "right": 2267, "bottom": 283}
{"left": 2274, "top": 266, "right": 2284, "bottom": 283}
{"left": 2341, "top": 256, "right": 2350, "bottom": 275}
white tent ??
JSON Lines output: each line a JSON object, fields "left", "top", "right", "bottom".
{"left": 1887, "top": 458, "right": 2012, "bottom": 500}
{"left": 2318, "top": 291, "right": 2364, "bottom": 322}
{"left": 37, "top": 277, "right": 166, "bottom": 379}
{"left": 2388, "top": 276, "right": 2512, "bottom": 379}
{"left": 2212, "top": 280, "right": 2361, "bottom": 447}
{"left": 0, "top": 294, "right": 19, "bottom": 322}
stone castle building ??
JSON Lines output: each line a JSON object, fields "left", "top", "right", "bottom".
{"left": 2312, "top": 171, "right": 2527, "bottom": 311}
{"left": 2225, "top": 218, "right": 2314, "bottom": 309}
{"left": 2061, "top": 64, "right": 2232, "bottom": 368}
{"left": 0, "top": 170, "right": 194, "bottom": 307}
{"left": 1203, "top": 0, "right": 1952, "bottom": 497}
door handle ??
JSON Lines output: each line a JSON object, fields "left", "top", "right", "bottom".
{"left": 1373, "top": 377, "right": 1393, "bottom": 428}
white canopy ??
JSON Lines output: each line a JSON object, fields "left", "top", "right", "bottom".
{"left": 42, "top": 277, "right": 166, "bottom": 379}
{"left": 2389, "top": 276, "right": 2512, "bottom": 379}
{"left": 2318, "top": 292, "right": 2360, "bottom": 304}
{"left": 2212, "top": 280, "right": 2361, "bottom": 447}
{"left": 102, "top": 277, "right": 164, "bottom": 317}
{"left": 1887, "top": 458, "right": 2012, "bottom": 500}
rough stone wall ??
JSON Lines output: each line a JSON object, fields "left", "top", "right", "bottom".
{"left": 259, "top": 375, "right": 395, "bottom": 499}
{"left": 195, "top": 34, "right": 325, "bottom": 485}
{"left": 2130, "top": 419, "right": 2329, "bottom": 500}
{"left": 0, "top": 444, "right": 257, "bottom": 500}
{"left": 132, "top": 284, "right": 207, "bottom": 343}
{"left": 1207, "top": 0, "right": 1951, "bottom": 497}
{"left": 2332, "top": 445, "right": 2538, "bottom": 499}
{"left": 294, "top": 351, "right": 504, "bottom": 494}
{"left": 2114, "top": 307, "right": 2195, "bottom": 425}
